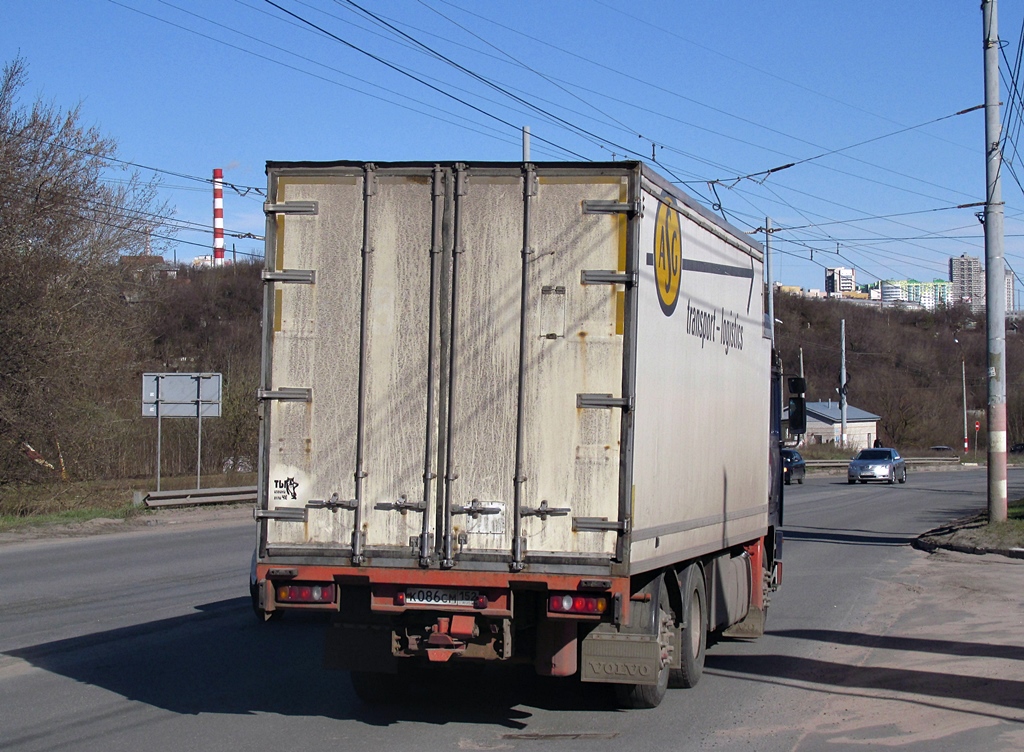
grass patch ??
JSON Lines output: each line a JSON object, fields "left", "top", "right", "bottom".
{"left": 918, "top": 498, "right": 1024, "bottom": 553}
{"left": 0, "top": 505, "right": 139, "bottom": 533}
{"left": 0, "top": 473, "right": 256, "bottom": 532}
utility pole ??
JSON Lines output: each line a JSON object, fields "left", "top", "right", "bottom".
{"left": 766, "top": 217, "right": 775, "bottom": 343}
{"left": 840, "top": 319, "right": 847, "bottom": 447}
{"left": 983, "top": 0, "right": 1008, "bottom": 523}
{"left": 523, "top": 126, "right": 531, "bottom": 162}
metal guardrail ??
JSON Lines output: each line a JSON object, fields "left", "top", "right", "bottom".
{"left": 805, "top": 457, "right": 962, "bottom": 469}
{"left": 134, "top": 485, "right": 258, "bottom": 508}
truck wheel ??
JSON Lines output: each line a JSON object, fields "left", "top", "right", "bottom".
{"left": 613, "top": 579, "right": 673, "bottom": 709}
{"left": 670, "top": 563, "right": 706, "bottom": 689}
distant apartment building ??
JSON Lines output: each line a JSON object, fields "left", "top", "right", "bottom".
{"left": 879, "top": 279, "right": 952, "bottom": 311}
{"left": 825, "top": 267, "right": 856, "bottom": 294}
{"left": 949, "top": 254, "right": 985, "bottom": 312}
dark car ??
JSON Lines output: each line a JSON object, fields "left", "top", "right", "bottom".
{"left": 780, "top": 448, "right": 805, "bottom": 485}
{"left": 847, "top": 448, "right": 906, "bottom": 485}
{"left": 1010, "top": 443, "right": 1024, "bottom": 454}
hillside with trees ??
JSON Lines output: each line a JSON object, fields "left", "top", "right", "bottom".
{"left": 774, "top": 292, "right": 1021, "bottom": 451}
{"left": 0, "top": 57, "right": 261, "bottom": 488}
{"left": 3, "top": 52, "right": 1021, "bottom": 495}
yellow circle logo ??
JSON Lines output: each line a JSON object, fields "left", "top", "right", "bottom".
{"left": 654, "top": 201, "right": 682, "bottom": 315}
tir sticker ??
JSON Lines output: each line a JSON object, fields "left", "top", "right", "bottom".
{"left": 654, "top": 200, "right": 682, "bottom": 316}
{"left": 273, "top": 477, "right": 299, "bottom": 502}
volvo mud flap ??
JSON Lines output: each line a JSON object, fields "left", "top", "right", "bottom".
{"left": 580, "top": 625, "right": 680, "bottom": 686}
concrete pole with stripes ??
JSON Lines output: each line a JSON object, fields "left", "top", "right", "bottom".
{"left": 213, "top": 168, "right": 225, "bottom": 267}
{"left": 982, "top": 0, "right": 1007, "bottom": 523}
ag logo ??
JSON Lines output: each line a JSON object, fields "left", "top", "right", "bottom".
{"left": 654, "top": 200, "right": 682, "bottom": 315}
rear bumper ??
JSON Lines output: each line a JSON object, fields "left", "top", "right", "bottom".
{"left": 254, "top": 562, "right": 629, "bottom": 619}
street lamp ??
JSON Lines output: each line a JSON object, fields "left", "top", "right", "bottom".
{"left": 955, "top": 336, "right": 968, "bottom": 454}
{"left": 962, "top": 359, "right": 968, "bottom": 454}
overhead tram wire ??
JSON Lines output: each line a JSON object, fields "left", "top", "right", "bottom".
{"left": 220, "top": 0, "right": 572, "bottom": 157}
{"left": 148, "top": 0, "right": 987, "bottom": 259}
{"left": 705, "top": 106, "right": 984, "bottom": 196}
{"left": 0, "top": 179, "right": 263, "bottom": 245}
{"left": 780, "top": 203, "right": 986, "bottom": 232}
{"left": 328, "top": 0, "right": 665, "bottom": 166}
{"left": 409, "top": 0, "right": 642, "bottom": 141}
{"left": 261, "top": 0, "right": 594, "bottom": 160}
{"left": 132, "top": 0, "right": 978, "bottom": 280}
{"left": 361, "top": 0, "right": 694, "bottom": 183}
{"left": 1000, "top": 15, "right": 1024, "bottom": 201}
{"left": 114, "top": 0, "right": 546, "bottom": 159}
{"left": 0, "top": 187, "right": 262, "bottom": 257}
{"left": 433, "top": 0, "right": 986, "bottom": 206}
{"left": 1, "top": 121, "right": 265, "bottom": 199}
{"left": 724, "top": 172, "right": 986, "bottom": 257}
{"left": 586, "top": 0, "right": 981, "bottom": 158}
{"left": 346, "top": 0, "right": 1015, "bottom": 253}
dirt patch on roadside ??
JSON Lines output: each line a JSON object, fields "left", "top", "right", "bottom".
{"left": 0, "top": 503, "right": 254, "bottom": 546}
{"left": 704, "top": 548, "right": 1024, "bottom": 750}
{"left": 914, "top": 509, "right": 1024, "bottom": 558}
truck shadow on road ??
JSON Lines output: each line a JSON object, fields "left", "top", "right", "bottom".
{"left": 3, "top": 597, "right": 617, "bottom": 725}
{"left": 770, "top": 628, "right": 1024, "bottom": 662}
{"left": 785, "top": 500, "right": 989, "bottom": 547}
{"left": 709, "top": 621, "right": 1024, "bottom": 720}
{"left": 784, "top": 528, "right": 916, "bottom": 546}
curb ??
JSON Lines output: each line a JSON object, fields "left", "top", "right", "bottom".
{"left": 912, "top": 538, "right": 1022, "bottom": 558}
{"left": 911, "top": 510, "right": 1024, "bottom": 560}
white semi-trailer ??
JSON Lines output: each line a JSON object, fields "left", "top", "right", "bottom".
{"left": 252, "top": 160, "right": 799, "bottom": 708}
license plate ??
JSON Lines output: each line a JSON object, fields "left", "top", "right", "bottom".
{"left": 405, "top": 588, "right": 478, "bottom": 606}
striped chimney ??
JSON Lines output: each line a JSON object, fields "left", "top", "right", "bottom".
{"left": 213, "top": 168, "right": 225, "bottom": 266}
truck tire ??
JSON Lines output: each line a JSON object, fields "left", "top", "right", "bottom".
{"left": 613, "top": 578, "right": 673, "bottom": 709}
{"left": 670, "top": 563, "right": 706, "bottom": 689}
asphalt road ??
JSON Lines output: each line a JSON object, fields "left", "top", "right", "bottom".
{"left": 0, "top": 467, "right": 1021, "bottom": 751}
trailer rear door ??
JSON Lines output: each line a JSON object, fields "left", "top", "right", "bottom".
{"left": 259, "top": 163, "right": 632, "bottom": 570}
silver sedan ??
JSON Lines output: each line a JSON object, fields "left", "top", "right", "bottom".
{"left": 848, "top": 448, "right": 907, "bottom": 485}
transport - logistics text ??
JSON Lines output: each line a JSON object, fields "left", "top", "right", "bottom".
{"left": 685, "top": 300, "right": 744, "bottom": 354}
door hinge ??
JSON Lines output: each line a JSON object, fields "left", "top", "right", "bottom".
{"left": 375, "top": 495, "right": 427, "bottom": 515}
{"left": 307, "top": 493, "right": 358, "bottom": 512}
{"left": 577, "top": 393, "right": 633, "bottom": 411}
{"left": 262, "top": 269, "right": 316, "bottom": 284}
{"left": 451, "top": 499, "right": 503, "bottom": 519}
{"left": 520, "top": 500, "right": 571, "bottom": 521}
{"left": 580, "top": 270, "right": 637, "bottom": 287}
{"left": 258, "top": 387, "right": 312, "bottom": 402}
{"left": 264, "top": 200, "right": 319, "bottom": 216}
{"left": 582, "top": 199, "right": 639, "bottom": 216}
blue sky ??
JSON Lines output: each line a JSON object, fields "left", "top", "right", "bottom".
{"left": 4, "top": 1, "right": 1023, "bottom": 296}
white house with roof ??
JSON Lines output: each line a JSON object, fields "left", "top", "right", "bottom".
{"left": 786, "top": 400, "right": 881, "bottom": 450}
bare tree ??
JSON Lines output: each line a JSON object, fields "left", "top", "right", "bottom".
{"left": 0, "top": 57, "right": 174, "bottom": 483}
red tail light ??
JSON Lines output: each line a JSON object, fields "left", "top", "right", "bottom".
{"left": 548, "top": 592, "right": 608, "bottom": 615}
{"left": 276, "top": 583, "right": 335, "bottom": 604}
